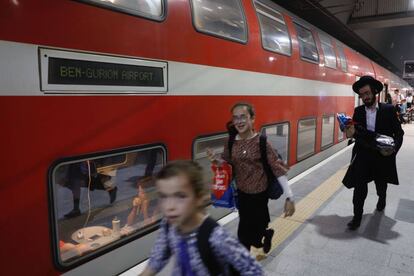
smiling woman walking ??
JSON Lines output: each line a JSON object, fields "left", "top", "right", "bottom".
{"left": 208, "top": 102, "right": 295, "bottom": 254}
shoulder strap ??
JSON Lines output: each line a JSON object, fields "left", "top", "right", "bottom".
{"left": 197, "top": 217, "right": 221, "bottom": 276}
{"left": 228, "top": 134, "right": 236, "bottom": 160}
{"left": 259, "top": 135, "right": 273, "bottom": 180}
{"left": 164, "top": 221, "right": 171, "bottom": 256}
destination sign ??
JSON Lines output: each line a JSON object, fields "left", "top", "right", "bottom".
{"left": 48, "top": 57, "right": 164, "bottom": 86}
{"left": 39, "top": 48, "right": 167, "bottom": 93}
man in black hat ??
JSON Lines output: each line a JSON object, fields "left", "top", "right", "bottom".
{"left": 343, "top": 76, "right": 404, "bottom": 230}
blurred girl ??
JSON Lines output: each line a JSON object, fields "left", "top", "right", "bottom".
{"left": 140, "top": 160, "right": 263, "bottom": 276}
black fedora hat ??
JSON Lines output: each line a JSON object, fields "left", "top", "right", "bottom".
{"left": 352, "top": 76, "right": 383, "bottom": 94}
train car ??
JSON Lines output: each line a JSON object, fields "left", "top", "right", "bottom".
{"left": 0, "top": 0, "right": 410, "bottom": 275}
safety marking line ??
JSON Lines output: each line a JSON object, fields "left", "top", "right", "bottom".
{"left": 265, "top": 166, "right": 348, "bottom": 255}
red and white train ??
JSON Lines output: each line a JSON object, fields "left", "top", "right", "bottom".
{"left": 0, "top": 0, "right": 411, "bottom": 275}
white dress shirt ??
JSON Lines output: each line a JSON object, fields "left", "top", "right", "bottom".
{"left": 365, "top": 102, "right": 379, "bottom": 132}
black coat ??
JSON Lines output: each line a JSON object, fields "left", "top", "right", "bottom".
{"left": 343, "top": 103, "right": 404, "bottom": 188}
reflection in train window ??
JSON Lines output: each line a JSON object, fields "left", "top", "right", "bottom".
{"left": 294, "top": 23, "right": 319, "bottom": 63}
{"left": 94, "top": 155, "right": 127, "bottom": 169}
{"left": 254, "top": 0, "right": 291, "bottom": 56}
{"left": 80, "top": 0, "right": 166, "bottom": 21}
{"left": 193, "top": 133, "right": 228, "bottom": 186}
{"left": 319, "top": 33, "right": 336, "bottom": 69}
{"left": 50, "top": 145, "right": 166, "bottom": 267}
{"left": 190, "top": 0, "right": 248, "bottom": 43}
{"left": 321, "top": 115, "right": 334, "bottom": 149}
{"left": 261, "top": 122, "right": 290, "bottom": 163}
{"left": 337, "top": 45, "right": 348, "bottom": 72}
{"left": 297, "top": 118, "right": 316, "bottom": 161}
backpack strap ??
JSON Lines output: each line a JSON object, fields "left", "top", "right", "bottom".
{"left": 228, "top": 134, "right": 236, "bottom": 160}
{"left": 259, "top": 135, "right": 273, "bottom": 180}
{"left": 163, "top": 221, "right": 172, "bottom": 257}
{"left": 197, "top": 217, "right": 221, "bottom": 276}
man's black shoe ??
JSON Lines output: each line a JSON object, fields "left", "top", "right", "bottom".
{"left": 64, "top": 209, "right": 81, "bottom": 218}
{"left": 109, "top": 187, "right": 118, "bottom": 204}
{"left": 263, "top": 228, "right": 274, "bottom": 253}
{"left": 376, "top": 199, "right": 386, "bottom": 212}
{"left": 347, "top": 219, "right": 361, "bottom": 230}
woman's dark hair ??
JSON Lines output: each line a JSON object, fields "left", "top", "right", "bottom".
{"left": 226, "top": 120, "right": 238, "bottom": 137}
{"left": 230, "top": 102, "right": 255, "bottom": 118}
{"left": 155, "top": 160, "right": 206, "bottom": 197}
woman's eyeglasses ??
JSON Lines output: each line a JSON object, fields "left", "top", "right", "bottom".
{"left": 232, "top": 115, "right": 249, "bottom": 123}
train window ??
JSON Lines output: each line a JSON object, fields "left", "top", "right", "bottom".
{"left": 319, "top": 34, "right": 336, "bottom": 69}
{"left": 79, "top": 0, "right": 165, "bottom": 21}
{"left": 297, "top": 118, "right": 316, "bottom": 161}
{"left": 193, "top": 133, "right": 229, "bottom": 185}
{"left": 49, "top": 145, "right": 166, "bottom": 268}
{"left": 294, "top": 23, "right": 319, "bottom": 63}
{"left": 190, "top": 0, "right": 248, "bottom": 43}
{"left": 321, "top": 115, "right": 334, "bottom": 149}
{"left": 253, "top": 0, "right": 291, "bottom": 56}
{"left": 261, "top": 122, "right": 290, "bottom": 163}
{"left": 337, "top": 45, "right": 348, "bottom": 72}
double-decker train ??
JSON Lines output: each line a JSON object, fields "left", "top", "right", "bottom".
{"left": 0, "top": 0, "right": 411, "bottom": 275}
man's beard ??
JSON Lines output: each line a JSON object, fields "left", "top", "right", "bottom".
{"left": 364, "top": 97, "right": 376, "bottom": 107}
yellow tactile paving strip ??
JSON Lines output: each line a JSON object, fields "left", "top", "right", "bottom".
{"left": 263, "top": 166, "right": 348, "bottom": 255}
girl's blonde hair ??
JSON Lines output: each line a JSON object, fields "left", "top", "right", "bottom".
{"left": 155, "top": 160, "right": 207, "bottom": 198}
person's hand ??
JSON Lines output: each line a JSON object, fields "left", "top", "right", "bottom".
{"left": 133, "top": 197, "right": 141, "bottom": 207}
{"left": 76, "top": 243, "right": 91, "bottom": 255}
{"left": 345, "top": 125, "right": 355, "bottom": 138}
{"left": 284, "top": 198, "right": 295, "bottom": 217}
{"left": 380, "top": 148, "right": 395, "bottom": 156}
{"left": 206, "top": 148, "right": 217, "bottom": 163}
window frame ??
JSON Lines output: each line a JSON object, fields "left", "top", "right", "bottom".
{"left": 76, "top": 0, "right": 168, "bottom": 22}
{"left": 320, "top": 114, "right": 335, "bottom": 150}
{"left": 192, "top": 131, "right": 229, "bottom": 165}
{"left": 253, "top": 0, "right": 292, "bottom": 56}
{"left": 318, "top": 33, "right": 337, "bottom": 70}
{"left": 48, "top": 143, "right": 167, "bottom": 270}
{"left": 337, "top": 44, "right": 348, "bottom": 72}
{"left": 293, "top": 22, "right": 319, "bottom": 64}
{"left": 260, "top": 121, "right": 290, "bottom": 164}
{"left": 296, "top": 117, "right": 317, "bottom": 161}
{"left": 189, "top": 0, "right": 249, "bottom": 44}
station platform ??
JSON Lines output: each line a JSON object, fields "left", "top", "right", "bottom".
{"left": 257, "top": 122, "right": 414, "bottom": 276}
{"left": 121, "top": 123, "right": 414, "bottom": 276}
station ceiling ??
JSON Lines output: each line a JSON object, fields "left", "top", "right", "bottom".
{"left": 274, "top": 0, "right": 414, "bottom": 87}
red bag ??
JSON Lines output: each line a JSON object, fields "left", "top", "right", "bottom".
{"left": 211, "top": 163, "right": 236, "bottom": 209}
